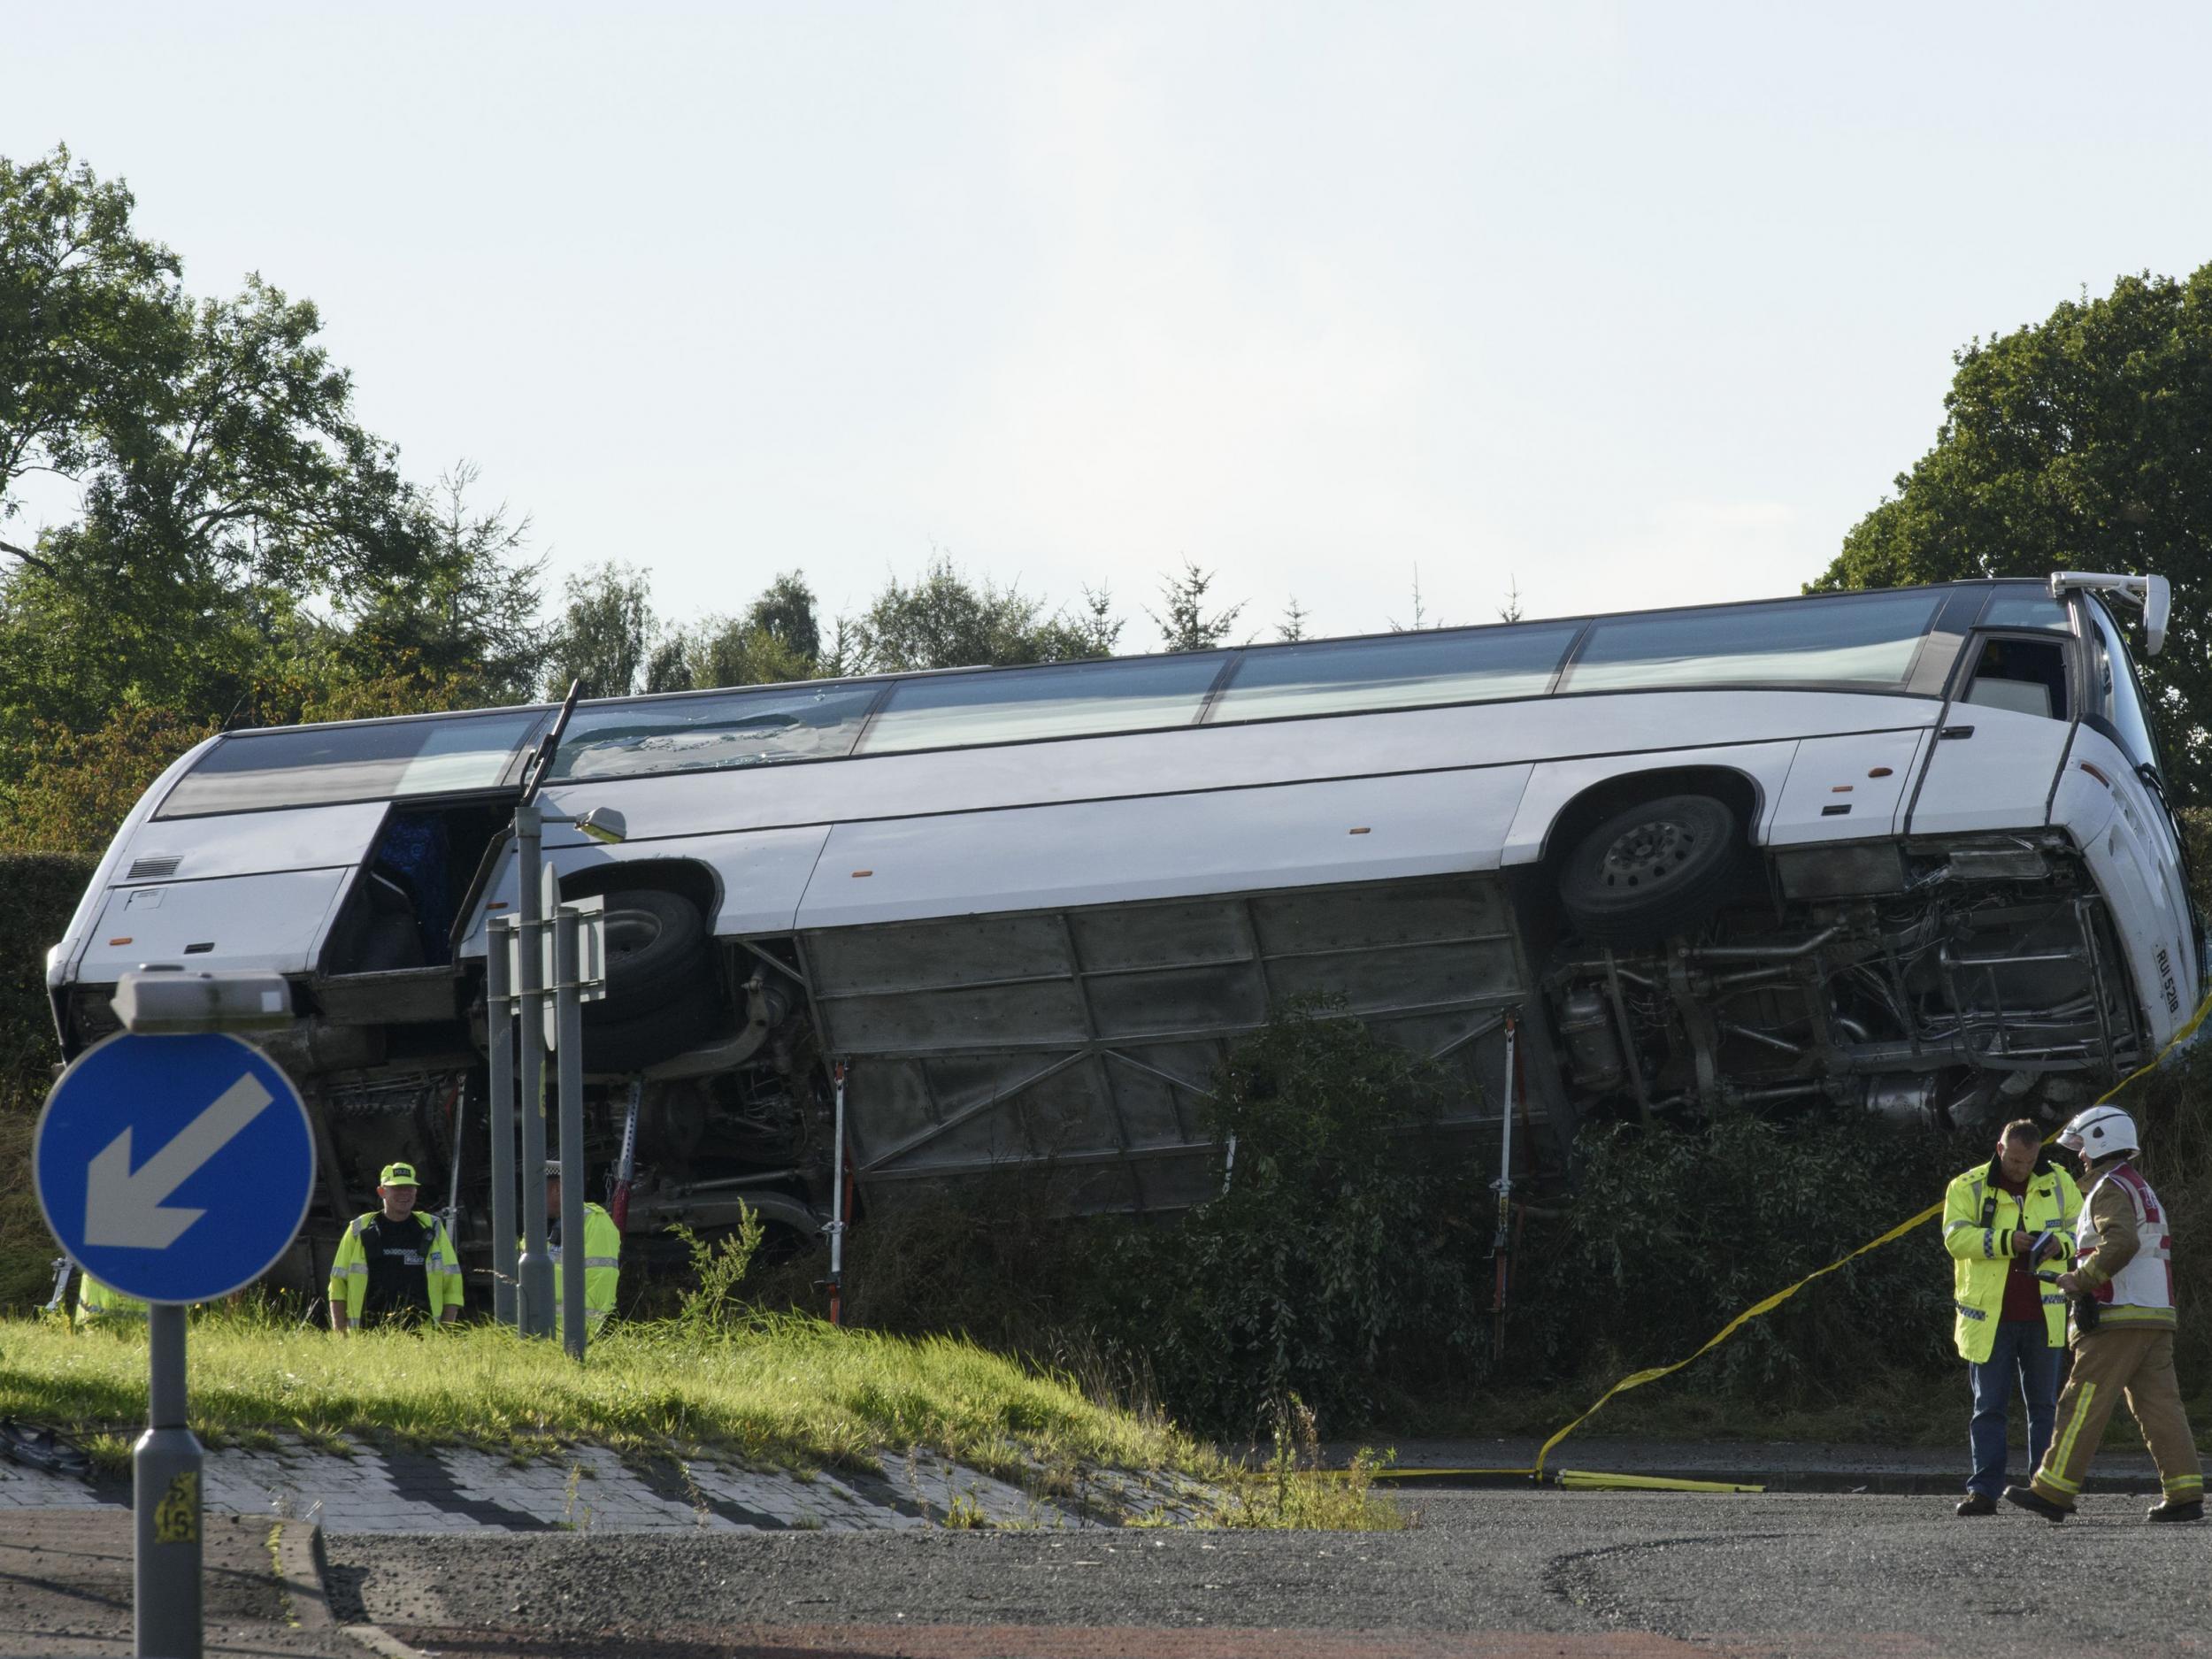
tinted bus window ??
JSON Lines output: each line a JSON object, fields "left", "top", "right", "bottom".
{"left": 856, "top": 656, "right": 1222, "bottom": 754}
{"left": 157, "top": 710, "right": 548, "bottom": 818}
{"left": 1978, "top": 586, "right": 2075, "bottom": 631}
{"left": 1210, "top": 623, "right": 1584, "bottom": 722}
{"left": 1563, "top": 589, "right": 1942, "bottom": 694}
{"left": 552, "top": 683, "right": 883, "bottom": 781}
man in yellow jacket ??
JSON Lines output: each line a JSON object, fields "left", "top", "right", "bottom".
{"left": 544, "top": 1161, "right": 621, "bottom": 1336}
{"left": 1942, "top": 1118, "right": 2079, "bottom": 1516}
{"left": 328, "top": 1162, "right": 464, "bottom": 1332}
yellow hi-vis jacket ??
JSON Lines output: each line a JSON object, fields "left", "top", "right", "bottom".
{"left": 328, "top": 1210, "right": 465, "bottom": 1325}
{"left": 74, "top": 1274, "right": 147, "bottom": 1327}
{"left": 1943, "top": 1154, "right": 2081, "bottom": 1362}
{"left": 548, "top": 1203, "right": 621, "bottom": 1335}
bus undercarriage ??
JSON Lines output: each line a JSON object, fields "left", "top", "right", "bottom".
{"left": 102, "top": 814, "right": 2139, "bottom": 1297}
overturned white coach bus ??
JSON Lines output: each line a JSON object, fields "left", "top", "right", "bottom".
{"left": 46, "top": 571, "right": 2200, "bottom": 1288}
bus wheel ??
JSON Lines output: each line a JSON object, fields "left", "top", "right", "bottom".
{"left": 594, "top": 888, "right": 710, "bottom": 1018}
{"left": 1556, "top": 793, "right": 1740, "bottom": 945}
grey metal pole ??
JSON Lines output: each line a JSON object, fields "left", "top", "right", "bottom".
{"left": 487, "top": 916, "right": 518, "bottom": 1328}
{"left": 826, "top": 1061, "right": 848, "bottom": 1326}
{"left": 555, "top": 903, "right": 588, "bottom": 1360}
{"left": 515, "top": 802, "right": 553, "bottom": 1338}
{"left": 136, "top": 1303, "right": 201, "bottom": 1659}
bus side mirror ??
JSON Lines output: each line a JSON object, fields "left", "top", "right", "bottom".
{"left": 574, "top": 806, "right": 627, "bottom": 845}
{"left": 2142, "top": 575, "right": 2170, "bottom": 657}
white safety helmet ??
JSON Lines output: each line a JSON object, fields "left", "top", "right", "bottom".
{"left": 2058, "top": 1105, "right": 2139, "bottom": 1161}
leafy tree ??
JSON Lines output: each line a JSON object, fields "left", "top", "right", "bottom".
{"left": 2, "top": 272, "right": 420, "bottom": 715}
{"left": 646, "top": 618, "right": 816, "bottom": 693}
{"left": 846, "top": 555, "right": 1119, "bottom": 672}
{"left": 0, "top": 147, "right": 185, "bottom": 568}
{"left": 0, "top": 704, "right": 219, "bottom": 853}
{"left": 640, "top": 570, "right": 826, "bottom": 694}
{"left": 1278, "top": 597, "right": 1310, "bottom": 642}
{"left": 0, "top": 147, "right": 544, "bottom": 754}
{"left": 743, "top": 570, "right": 821, "bottom": 664}
{"left": 340, "top": 465, "right": 547, "bottom": 706}
{"left": 544, "top": 560, "right": 655, "bottom": 701}
{"left": 1816, "top": 267, "right": 2212, "bottom": 796}
{"left": 1147, "top": 558, "right": 1243, "bottom": 652}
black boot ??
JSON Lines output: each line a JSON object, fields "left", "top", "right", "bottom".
{"left": 2003, "top": 1485, "right": 2070, "bottom": 1522}
{"left": 2147, "top": 1497, "right": 2204, "bottom": 1523}
{"left": 1955, "top": 1493, "right": 1996, "bottom": 1516}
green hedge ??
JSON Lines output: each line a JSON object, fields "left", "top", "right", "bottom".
{"left": 0, "top": 853, "right": 100, "bottom": 1309}
{"left": 0, "top": 852, "right": 98, "bottom": 1102}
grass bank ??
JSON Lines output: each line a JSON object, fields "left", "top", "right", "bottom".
{"left": 0, "top": 1307, "right": 1199, "bottom": 1479}
{"left": 0, "top": 1306, "right": 1400, "bottom": 1528}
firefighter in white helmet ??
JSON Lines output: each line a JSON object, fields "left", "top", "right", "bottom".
{"left": 2004, "top": 1105, "right": 2204, "bottom": 1522}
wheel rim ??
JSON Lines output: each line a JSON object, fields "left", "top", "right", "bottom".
{"left": 603, "top": 909, "right": 664, "bottom": 962}
{"left": 1598, "top": 817, "right": 1700, "bottom": 890}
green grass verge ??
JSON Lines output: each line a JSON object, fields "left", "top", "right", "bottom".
{"left": 0, "top": 1306, "right": 1409, "bottom": 1528}
{"left": 0, "top": 1306, "right": 1208, "bottom": 1483}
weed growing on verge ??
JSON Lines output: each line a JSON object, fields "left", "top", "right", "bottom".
{"left": 665, "top": 1210, "right": 764, "bottom": 1336}
{"left": 1204, "top": 1398, "right": 1403, "bottom": 1531}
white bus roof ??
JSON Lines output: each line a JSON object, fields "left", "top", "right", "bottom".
{"left": 151, "top": 577, "right": 2078, "bottom": 820}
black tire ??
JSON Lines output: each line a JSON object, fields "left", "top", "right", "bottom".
{"left": 594, "top": 888, "right": 711, "bottom": 1018}
{"left": 1557, "top": 793, "right": 1742, "bottom": 946}
{"left": 582, "top": 977, "right": 723, "bottom": 1073}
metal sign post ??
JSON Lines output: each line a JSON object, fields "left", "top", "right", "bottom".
{"left": 1490, "top": 1015, "right": 1518, "bottom": 1365}
{"left": 497, "top": 868, "right": 606, "bottom": 1348}
{"left": 497, "top": 683, "right": 618, "bottom": 1347}
{"left": 554, "top": 903, "right": 588, "bottom": 1357}
{"left": 34, "top": 970, "right": 313, "bottom": 1659}
{"left": 514, "top": 801, "right": 554, "bottom": 1338}
{"left": 826, "top": 1061, "right": 848, "bottom": 1326}
{"left": 486, "top": 917, "right": 518, "bottom": 1328}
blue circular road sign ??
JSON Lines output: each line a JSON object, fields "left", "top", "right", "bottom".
{"left": 35, "top": 1033, "right": 316, "bottom": 1304}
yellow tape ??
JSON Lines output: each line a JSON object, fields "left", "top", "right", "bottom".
{"left": 1364, "top": 1466, "right": 1763, "bottom": 1492}
{"left": 1529, "top": 987, "right": 2212, "bottom": 1482}
{"left": 1555, "top": 1470, "right": 1765, "bottom": 1493}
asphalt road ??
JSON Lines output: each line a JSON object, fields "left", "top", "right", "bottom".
{"left": 326, "top": 1488, "right": 2212, "bottom": 1659}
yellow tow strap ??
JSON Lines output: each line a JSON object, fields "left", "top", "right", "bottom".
{"left": 1367, "top": 987, "right": 2212, "bottom": 1494}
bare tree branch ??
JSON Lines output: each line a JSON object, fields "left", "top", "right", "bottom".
{"left": 0, "top": 534, "right": 59, "bottom": 575}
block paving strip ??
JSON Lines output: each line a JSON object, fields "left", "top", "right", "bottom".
{"left": 0, "top": 1432, "right": 1205, "bottom": 1535}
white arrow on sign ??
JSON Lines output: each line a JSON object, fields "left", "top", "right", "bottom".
{"left": 81, "top": 1072, "right": 275, "bottom": 1249}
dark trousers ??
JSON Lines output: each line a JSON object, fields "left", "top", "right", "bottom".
{"left": 1968, "top": 1318, "right": 2061, "bottom": 1498}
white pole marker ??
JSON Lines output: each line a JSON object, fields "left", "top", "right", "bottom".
{"left": 82, "top": 1073, "right": 275, "bottom": 1249}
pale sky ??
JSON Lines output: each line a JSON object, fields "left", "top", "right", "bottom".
{"left": 6, "top": 2, "right": 2210, "bottom": 646}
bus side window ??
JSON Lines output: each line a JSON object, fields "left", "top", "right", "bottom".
{"left": 1962, "top": 635, "right": 2070, "bottom": 721}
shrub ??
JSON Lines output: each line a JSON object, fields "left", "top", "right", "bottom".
{"left": 1513, "top": 1111, "right": 1961, "bottom": 1400}
{"left": 1089, "top": 1003, "right": 1495, "bottom": 1437}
